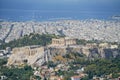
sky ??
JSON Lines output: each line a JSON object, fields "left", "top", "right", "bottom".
{"left": 0, "top": 0, "right": 120, "bottom": 21}
{"left": 0, "top": 0, "right": 120, "bottom": 12}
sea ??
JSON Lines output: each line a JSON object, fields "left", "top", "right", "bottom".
{"left": 0, "top": 9, "right": 120, "bottom": 21}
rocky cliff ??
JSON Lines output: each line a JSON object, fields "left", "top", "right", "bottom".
{"left": 49, "top": 44, "right": 120, "bottom": 61}
{"left": 7, "top": 43, "right": 120, "bottom": 66}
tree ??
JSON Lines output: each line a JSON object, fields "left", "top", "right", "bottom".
{"left": 0, "top": 33, "right": 59, "bottom": 49}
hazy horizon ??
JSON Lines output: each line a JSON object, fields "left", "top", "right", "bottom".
{"left": 0, "top": 0, "right": 120, "bottom": 21}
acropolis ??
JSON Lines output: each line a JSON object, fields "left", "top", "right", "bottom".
{"left": 51, "top": 37, "right": 76, "bottom": 46}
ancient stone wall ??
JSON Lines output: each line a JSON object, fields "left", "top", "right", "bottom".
{"left": 7, "top": 46, "right": 45, "bottom": 66}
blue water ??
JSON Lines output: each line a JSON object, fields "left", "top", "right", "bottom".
{"left": 0, "top": 10, "right": 120, "bottom": 21}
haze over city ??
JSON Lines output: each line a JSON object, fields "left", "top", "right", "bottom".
{"left": 0, "top": 0, "right": 120, "bottom": 80}
{"left": 0, "top": 0, "right": 120, "bottom": 21}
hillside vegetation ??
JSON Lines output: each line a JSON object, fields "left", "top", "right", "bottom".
{"left": 0, "top": 58, "right": 34, "bottom": 80}
{"left": 0, "top": 33, "right": 58, "bottom": 49}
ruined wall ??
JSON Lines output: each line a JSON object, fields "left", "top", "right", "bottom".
{"left": 7, "top": 46, "right": 45, "bottom": 66}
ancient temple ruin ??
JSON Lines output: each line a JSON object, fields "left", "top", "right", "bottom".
{"left": 51, "top": 37, "right": 76, "bottom": 46}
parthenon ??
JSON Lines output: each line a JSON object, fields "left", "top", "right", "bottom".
{"left": 51, "top": 37, "right": 76, "bottom": 46}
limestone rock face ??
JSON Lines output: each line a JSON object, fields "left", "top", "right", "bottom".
{"left": 7, "top": 43, "right": 120, "bottom": 66}
{"left": 49, "top": 44, "right": 120, "bottom": 59}
{"left": 50, "top": 47, "right": 67, "bottom": 56}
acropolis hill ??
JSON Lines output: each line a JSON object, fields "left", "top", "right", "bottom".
{"left": 0, "top": 19, "right": 120, "bottom": 43}
{"left": 7, "top": 37, "right": 77, "bottom": 66}
{"left": 7, "top": 37, "right": 120, "bottom": 67}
